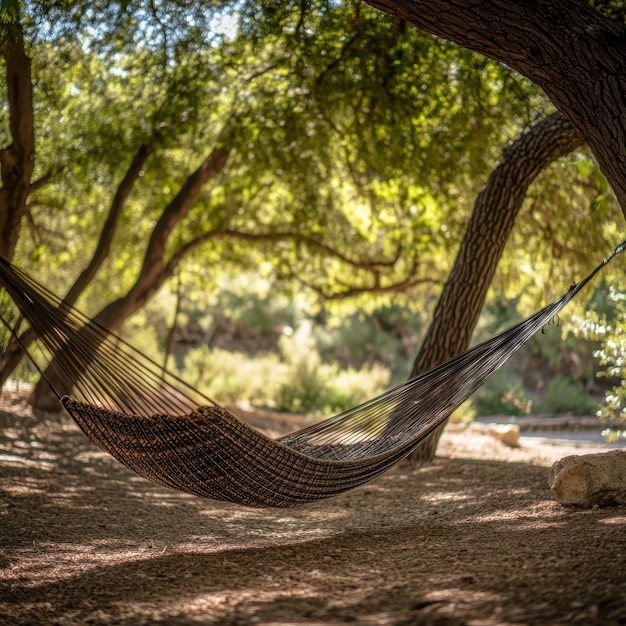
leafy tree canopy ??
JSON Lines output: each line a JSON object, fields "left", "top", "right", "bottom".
{"left": 1, "top": 0, "right": 620, "bottom": 340}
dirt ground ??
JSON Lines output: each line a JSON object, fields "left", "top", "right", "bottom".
{"left": 1, "top": 391, "right": 625, "bottom": 626}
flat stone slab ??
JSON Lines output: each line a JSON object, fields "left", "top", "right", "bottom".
{"left": 474, "top": 414, "right": 600, "bottom": 431}
{"left": 548, "top": 450, "right": 626, "bottom": 507}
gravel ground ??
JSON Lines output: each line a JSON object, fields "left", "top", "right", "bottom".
{"left": 1, "top": 392, "right": 625, "bottom": 626}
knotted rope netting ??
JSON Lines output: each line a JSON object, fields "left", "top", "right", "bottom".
{"left": 0, "top": 240, "right": 623, "bottom": 506}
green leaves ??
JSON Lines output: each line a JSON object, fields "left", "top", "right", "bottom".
{"left": 0, "top": 0, "right": 19, "bottom": 24}
{"left": 2, "top": 0, "right": 619, "bottom": 369}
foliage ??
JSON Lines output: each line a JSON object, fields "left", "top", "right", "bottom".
{"left": 0, "top": 0, "right": 622, "bottom": 415}
{"left": 0, "top": 0, "right": 19, "bottom": 24}
{"left": 575, "top": 288, "right": 626, "bottom": 428}
{"left": 473, "top": 370, "right": 533, "bottom": 416}
{"left": 449, "top": 400, "right": 477, "bottom": 424}
{"left": 589, "top": 0, "right": 626, "bottom": 30}
{"left": 537, "top": 375, "right": 596, "bottom": 416}
{"left": 8, "top": 0, "right": 568, "bottom": 298}
{"left": 181, "top": 336, "right": 390, "bottom": 415}
{"left": 274, "top": 322, "right": 390, "bottom": 414}
{"left": 183, "top": 346, "right": 285, "bottom": 405}
{"left": 313, "top": 303, "right": 426, "bottom": 383}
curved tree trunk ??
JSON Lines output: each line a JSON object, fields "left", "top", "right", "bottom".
{"left": 407, "top": 112, "right": 583, "bottom": 461}
{"left": 364, "top": 0, "right": 626, "bottom": 217}
{"left": 31, "top": 129, "right": 234, "bottom": 410}
{"left": 361, "top": 0, "right": 626, "bottom": 462}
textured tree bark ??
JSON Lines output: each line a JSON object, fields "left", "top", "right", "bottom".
{"left": 0, "top": 25, "right": 35, "bottom": 261}
{"left": 363, "top": 0, "right": 624, "bottom": 461}
{"left": 32, "top": 130, "right": 234, "bottom": 410}
{"left": 364, "top": 0, "right": 626, "bottom": 216}
{"left": 406, "top": 112, "right": 583, "bottom": 461}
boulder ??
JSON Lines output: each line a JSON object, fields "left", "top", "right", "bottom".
{"left": 468, "top": 422, "right": 521, "bottom": 447}
{"left": 488, "top": 423, "right": 520, "bottom": 448}
{"left": 548, "top": 450, "right": 626, "bottom": 507}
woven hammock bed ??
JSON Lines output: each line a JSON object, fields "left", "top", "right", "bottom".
{"left": 0, "top": 242, "right": 624, "bottom": 507}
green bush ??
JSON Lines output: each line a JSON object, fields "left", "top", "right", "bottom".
{"left": 593, "top": 290, "right": 626, "bottom": 427}
{"left": 538, "top": 375, "right": 595, "bottom": 415}
{"left": 598, "top": 383, "right": 626, "bottom": 428}
{"left": 571, "top": 286, "right": 626, "bottom": 432}
{"left": 450, "top": 400, "right": 477, "bottom": 424}
{"left": 275, "top": 329, "right": 390, "bottom": 415}
{"left": 275, "top": 362, "right": 391, "bottom": 416}
{"left": 275, "top": 356, "right": 330, "bottom": 414}
{"left": 181, "top": 333, "right": 391, "bottom": 415}
{"left": 474, "top": 371, "right": 532, "bottom": 416}
{"left": 333, "top": 364, "right": 390, "bottom": 406}
{"left": 313, "top": 306, "right": 421, "bottom": 383}
{"left": 183, "top": 346, "right": 285, "bottom": 405}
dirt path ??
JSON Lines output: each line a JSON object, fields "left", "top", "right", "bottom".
{"left": 1, "top": 393, "right": 625, "bottom": 625}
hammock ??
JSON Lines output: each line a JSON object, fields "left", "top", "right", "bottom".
{"left": 0, "top": 242, "right": 624, "bottom": 507}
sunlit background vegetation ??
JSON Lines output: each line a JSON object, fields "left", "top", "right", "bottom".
{"left": 0, "top": 1, "right": 624, "bottom": 433}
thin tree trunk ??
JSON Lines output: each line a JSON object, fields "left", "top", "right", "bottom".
{"left": 31, "top": 127, "right": 234, "bottom": 410}
{"left": 406, "top": 112, "right": 583, "bottom": 462}
{"left": 0, "top": 142, "right": 157, "bottom": 388}
{"left": 0, "top": 21, "right": 35, "bottom": 261}
{"left": 163, "top": 270, "right": 183, "bottom": 375}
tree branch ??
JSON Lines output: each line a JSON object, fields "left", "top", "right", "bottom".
{"left": 166, "top": 226, "right": 403, "bottom": 277}
{"left": 136, "top": 121, "right": 236, "bottom": 291}
{"left": 29, "top": 167, "right": 61, "bottom": 193}
{"left": 64, "top": 140, "right": 158, "bottom": 306}
{"left": 295, "top": 274, "right": 439, "bottom": 301}
{"left": 31, "top": 123, "right": 237, "bottom": 409}
{"left": 0, "top": 141, "right": 158, "bottom": 388}
{"left": 364, "top": 0, "right": 626, "bottom": 215}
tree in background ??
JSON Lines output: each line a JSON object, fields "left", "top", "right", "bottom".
{"left": 0, "top": 0, "right": 34, "bottom": 261}
{"left": 0, "top": 1, "right": 621, "bottom": 424}
{"left": 1, "top": 1, "right": 551, "bottom": 399}
{"left": 406, "top": 113, "right": 584, "bottom": 460}
{"left": 364, "top": 0, "right": 626, "bottom": 216}
{"left": 362, "top": 0, "right": 626, "bottom": 460}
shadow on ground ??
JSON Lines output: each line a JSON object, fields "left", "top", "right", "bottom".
{"left": 1, "top": 399, "right": 625, "bottom": 625}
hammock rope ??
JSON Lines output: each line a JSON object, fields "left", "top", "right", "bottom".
{"left": 0, "top": 241, "right": 624, "bottom": 507}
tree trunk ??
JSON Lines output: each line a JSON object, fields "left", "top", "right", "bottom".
{"left": 406, "top": 112, "right": 583, "bottom": 462}
{"left": 363, "top": 0, "right": 625, "bottom": 461}
{"left": 31, "top": 130, "right": 234, "bottom": 410}
{"left": 364, "top": 0, "right": 626, "bottom": 217}
{"left": 0, "top": 142, "right": 156, "bottom": 388}
{"left": 0, "top": 22, "right": 35, "bottom": 261}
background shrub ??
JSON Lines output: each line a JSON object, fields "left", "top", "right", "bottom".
{"left": 538, "top": 375, "right": 595, "bottom": 415}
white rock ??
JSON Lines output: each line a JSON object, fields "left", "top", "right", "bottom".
{"left": 487, "top": 423, "right": 520, "bottom": 448}
{"left": 548, "top": 450, "right": 626, "bottom": 507}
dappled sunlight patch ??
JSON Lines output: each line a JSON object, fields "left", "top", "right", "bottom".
{"left": 74, "top": 450, "right": 111, "bottom": 463}
{"left": 2, "top": 476, "right": 51, "bottom": 496}
{"left": 2, "top": 396, "right": 626, "bottom": 625}
{"left": 468, "top": 513, "right": 568, "bottom": 529}
{"left": 159, "top": 582, "right": 323, "bottom": 624}
{"left": 427, "top": 491, "right": 471, "bottom": 503}
{"left": 598, "top": 514, "right": 626, "bottom": 525}
{"left": 0, "top": 454, "right": 56, "bottom": 470}
{"left": 417, "top": 587, "right": 503, "bottom": 617}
